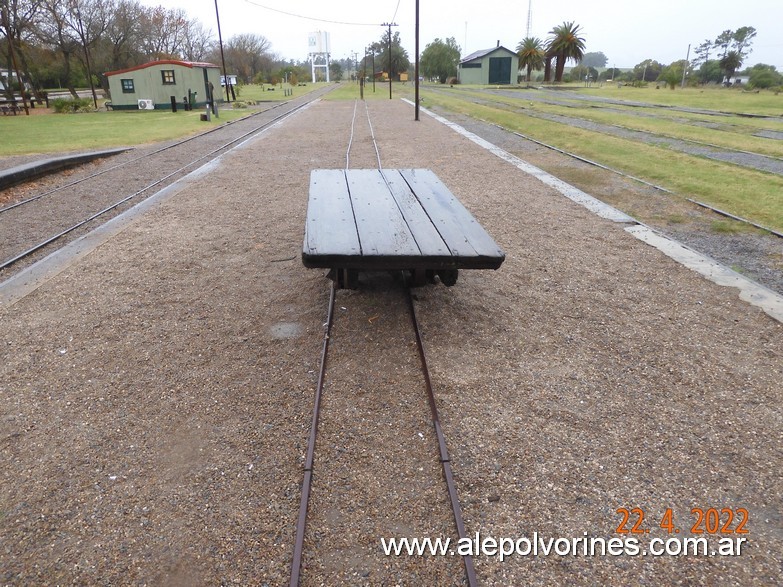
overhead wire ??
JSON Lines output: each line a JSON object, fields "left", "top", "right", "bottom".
{"left": 241, "top": 0, "right": 380, "bottom": 26}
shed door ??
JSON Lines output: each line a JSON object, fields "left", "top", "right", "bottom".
{"left": 488, "top": 57, "right": 511, "bottom": 84}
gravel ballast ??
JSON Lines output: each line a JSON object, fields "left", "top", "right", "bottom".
{"left": 1, "top": 98, "right": 781, "bottom": 585}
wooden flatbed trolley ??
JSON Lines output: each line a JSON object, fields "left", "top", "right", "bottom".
{"left": 302, "top": 169, "right": 505, "bottom": 288}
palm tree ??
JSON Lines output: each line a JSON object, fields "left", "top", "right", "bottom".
{"left": 719, "top": 50, "right": 742, "bottom": 83}
{"left": 516, "top": 37, "right": 545, "bottom": 82}
{"left": 547, "top": 21, "right": 586, "bottom": 82}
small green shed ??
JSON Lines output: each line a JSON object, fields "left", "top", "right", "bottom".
{"left": 458, "top": 46, "right": 519, "bottom": 85}
{"left": 104, "top": 60, "right": 223, "bottom": 110}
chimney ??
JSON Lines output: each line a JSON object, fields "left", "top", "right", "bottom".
{"left": 497, "top": 40, "right": 500, "bottom": 47}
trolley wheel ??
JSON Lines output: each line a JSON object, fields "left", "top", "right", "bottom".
{"left": 409, "top": 269, "right": 436, "bottom": 287}
{"left": 327, "top": 268, "right": 358, "bottom": 289}
{"left": 438, "top": 269, "right": 459, "bottom": 287}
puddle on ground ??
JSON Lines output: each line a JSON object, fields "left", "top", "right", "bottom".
{"left": 270, "top": 322, "right": 303, "bottom": 339}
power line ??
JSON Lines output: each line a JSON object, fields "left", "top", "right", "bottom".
{"left": 391, "top": 0, "right": 401, "bottom": 24}
{"left": 241, "top": 0, "right": 379, "bottom": 26}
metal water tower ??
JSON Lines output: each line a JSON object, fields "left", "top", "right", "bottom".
{"left": 308, "top": 31, "right": 331, "bottom": 83}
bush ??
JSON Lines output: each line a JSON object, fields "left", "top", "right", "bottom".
{"left": 52, "top": 97, "right": 94, "bottom": 113}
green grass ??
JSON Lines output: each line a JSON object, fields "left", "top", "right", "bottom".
{"left": 0, "top": 82, "right": 326, "bottom": 156}
{"left": 0, "top": 108, "right": 251, "bottom": 156}
{"left": 452, "top": 89, "right": 783, "bottom": 158}
{"left": 578, "top": 84, "right": 783, "bottom": 116}
{"left": 421, "top": 87, "right": 783, "bottom": 232}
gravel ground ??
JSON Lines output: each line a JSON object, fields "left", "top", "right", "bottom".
{"left": 1, "top": 98, "right": 782, "bottom": 585}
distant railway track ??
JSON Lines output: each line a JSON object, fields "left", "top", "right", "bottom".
{"left": 431, "top": 87, "right": 783, "bottom": 176}
{"left": 0, "top": 87, "right": 334, "bottom": 277}
{"left": 425, "top": 88, "right": 783, "bottom": 240}
{"left": 289, "top": 100, "right": 477, "bottom": 587}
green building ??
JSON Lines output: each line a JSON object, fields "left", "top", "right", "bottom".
{"left": 104, "top": 60, "right": 223, "bottom": 110}
{"left": 458, "top": 46, "right": 519, "bottom": 85}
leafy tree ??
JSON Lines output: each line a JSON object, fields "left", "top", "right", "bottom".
{"left": 714, "top": 29, "right": 733, "bottom": 59}
{"left": 329, "top": 60, "right": 342, "bottom": 81}
{"left": 370, "top": 29, "right": 409, "bottom": 81}
{"left": 581, "top": 51, "right": 607, "bottom": 68}
{"left": 516, "top": 36, "right": 544, "bottom": 82}
{"left": 707, "top": 26, "right": 756, "bottom": 82}
{"left": 420, "top": 37, "right": 459, "bottom": 83}
{"left": 570, "top": 63, "right": 597, "bottom": 82}
{"left": 599, "top": 67, "right": 621, "bottom": 81}
{"left": 632, "top": 59, "right": 662, "bottom": 83}
{"left": 546, "top": 21, "right": 585, "bottom": 82}
{"left": 657, "top": 61, "right": 686, "bottom": 89}
{"left": 697, "top": 60, "right": 723, "bottom": 84}
{"left": 747, "top": 63, "right": 781, "bottom": 89}
{"left": 731, "top": 26, "right": 756, "bottom": 59}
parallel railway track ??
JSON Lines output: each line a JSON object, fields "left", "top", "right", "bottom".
{"left": 0, "top": 87, "right": 334, "bottom": 277}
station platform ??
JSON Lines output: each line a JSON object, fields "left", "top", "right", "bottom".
{"left": 1, "top": 98, "right": 781, "bottom": 585}
{"left": 0, "top": 148, "right": 130, "bottom": 189}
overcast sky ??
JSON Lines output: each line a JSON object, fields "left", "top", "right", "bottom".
{"left": 146, "top": 0, "right": 782, "bottom": 69}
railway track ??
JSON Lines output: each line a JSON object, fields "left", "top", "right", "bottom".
{"left": 0, "top": 86, "right": 334, "bottom": 278}
{"left": 289, "top": 100, "right": 477, "bottom": 586}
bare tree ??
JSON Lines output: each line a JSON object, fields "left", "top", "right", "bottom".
{"left": 181, "top": 18, "right": 213, "bottom": 62}
{"left": 38, "top": 0, "right": 82, "bottom": 97}
{"left": 138, "top": 5, "right": 187, "bottom": 60}
{"left": 1, "top": 0, "right": 44, "bottom": 100}
{"left": 218, "top": 33, "right": 271, "bottom": 83}
{"left": 103, "top": 0, "right": 144, "bottom": 70}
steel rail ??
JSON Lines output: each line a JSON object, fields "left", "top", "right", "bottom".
{"left": 0, "top": 100, "right": 315, "bottom": 272}
{"left": 406, "top": 284, "right": 479, "bottom": 587}
{"left": 289, "top": 281, "right": 336, "bottom": 587}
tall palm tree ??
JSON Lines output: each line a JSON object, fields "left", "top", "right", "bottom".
{"left": 547, "top": 21, "right": 586, "bottom": 82}
{"left": 516, "top": 37, "right": 545, "bottom": 82}
{"left": 719, "top": 50, "right": 742, "bottom": 83}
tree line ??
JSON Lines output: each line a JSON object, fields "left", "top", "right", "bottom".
{"left": 418, "top": 22, "right": 779, "bottom": 90}
{"left": 0, "top": 0, "right": 289, "bottom": 101}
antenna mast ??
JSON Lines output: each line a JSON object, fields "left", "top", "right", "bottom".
{"left": 526, "top": 0, "right": 532, "bottom": 37}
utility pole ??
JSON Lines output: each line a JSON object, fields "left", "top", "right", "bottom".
{"left": 351, "top": 51, "right": 358, "bottom": 83}
{"left": 681, "top": 43, "right": 691, "bottom": 89}
{"left": 414, "top": 0, "right": 419, "bottom": 120}
{"left": 381, "top": 22, "right": 397, "bottom": 99}
{"left": 214, "top": 0, "right": 230, "bottom": 102}
{"left": 371, "top": 49, "right": 375, "bottom": 92}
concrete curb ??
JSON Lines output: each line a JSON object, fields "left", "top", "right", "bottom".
{"left": 0, "top": 148, "right": 132, "bottom": 189}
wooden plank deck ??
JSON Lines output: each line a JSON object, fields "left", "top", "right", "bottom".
{"left": 302, "top": 169, "right": 505, "bottom": 275}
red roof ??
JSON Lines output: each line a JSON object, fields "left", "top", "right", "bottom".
{"left": 104, "top": 60, "right": 219, "bottom": 77}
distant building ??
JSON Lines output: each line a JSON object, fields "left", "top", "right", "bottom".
{"left": 458, "top": 45, "right": 519, "bottom": 85}
{"left": 724, "top": 75, "right": 750, "bottom": 86}
{"left": 0, "top": 70, "right": 13, "bottom": 91}
{"left": 104, "top": 60, "right": 223, "bottom": 110}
